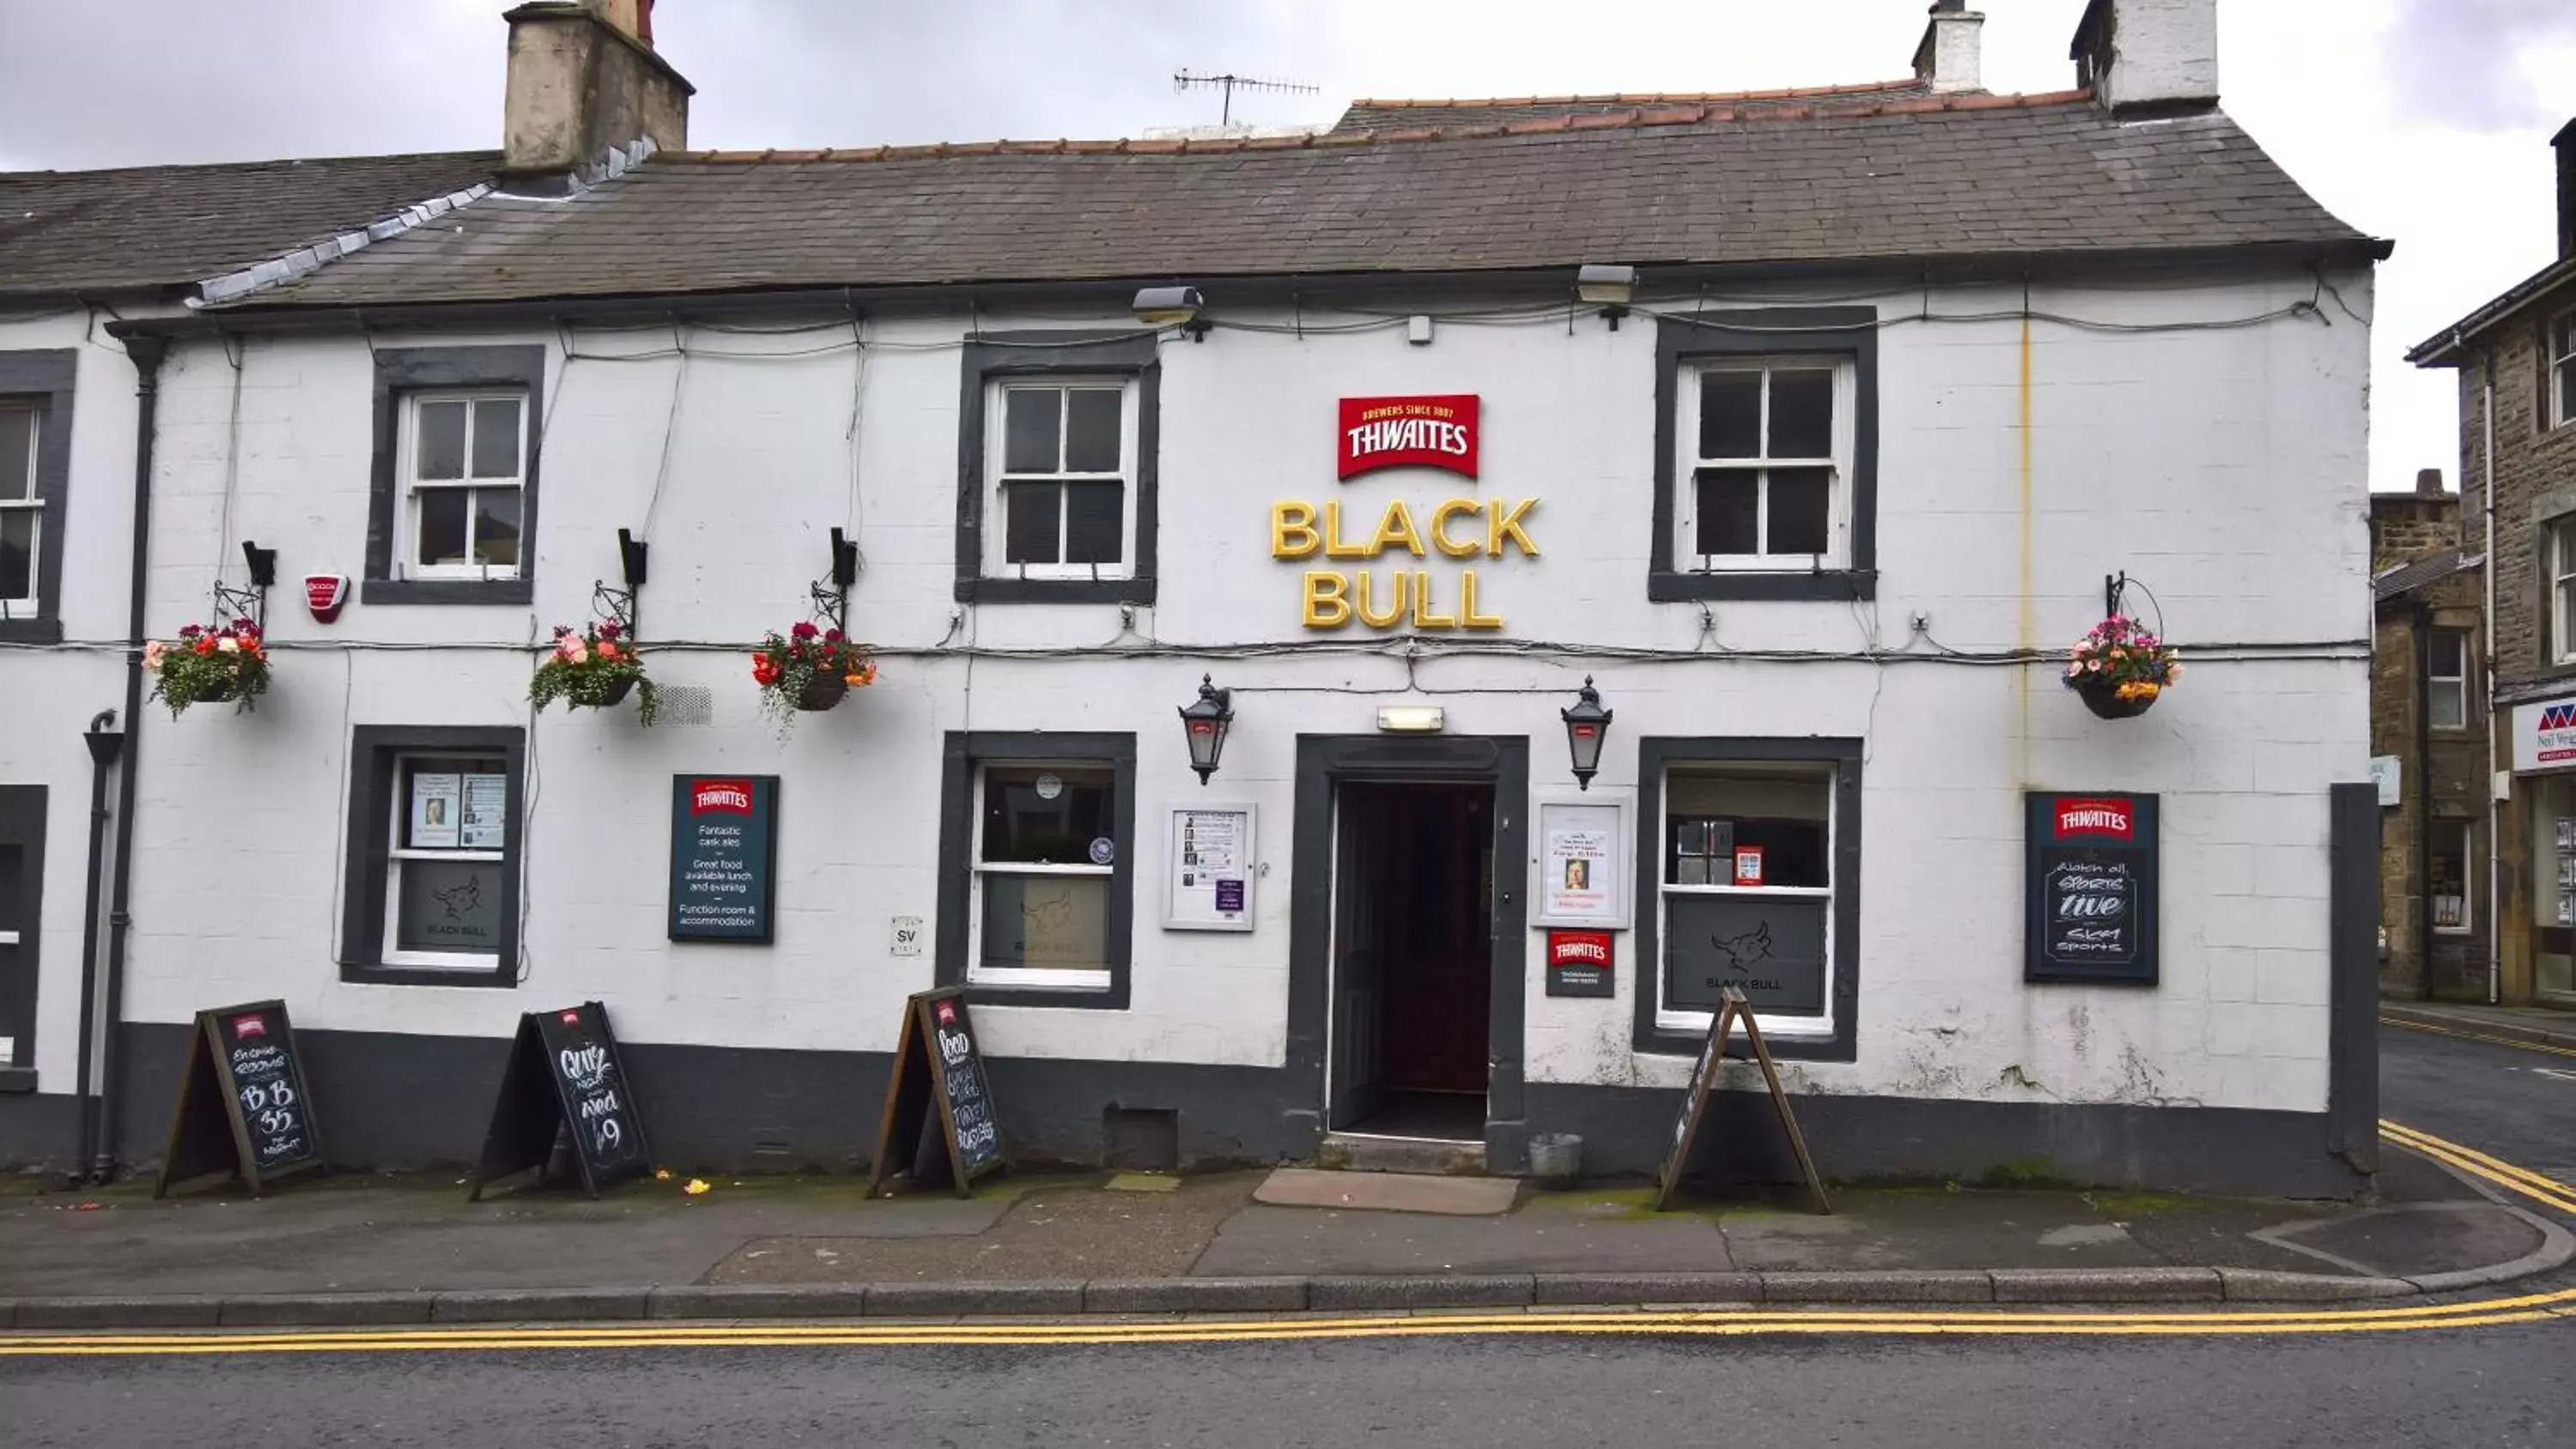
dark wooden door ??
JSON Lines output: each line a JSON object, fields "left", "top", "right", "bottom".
{"left": 1376, "top": 784, "right": 1493, "bottom": 1094}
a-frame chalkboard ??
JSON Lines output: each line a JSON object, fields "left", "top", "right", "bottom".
{"left": 154, "top": 1001, "right": 325, "bottom": 1197}
{"left": 1654, "top": 987, "right": 1830, "bottom": 1214}
{"left": 466, "top": 1001, "right": 654, "bottom": 1201}
{"left": 867, "top": 987, "right": 1005, "bottom": 1197}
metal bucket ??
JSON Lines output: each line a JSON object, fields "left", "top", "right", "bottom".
{"left": 1527, "top": 1132, "right": 1583, "bottom": 1189}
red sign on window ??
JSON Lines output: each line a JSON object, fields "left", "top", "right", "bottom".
{"left": 1732, "top": 846, "right": 1766, "bottom": 887}
{"left": 1337, "top": 395, "right": 1479, "bottom": 481}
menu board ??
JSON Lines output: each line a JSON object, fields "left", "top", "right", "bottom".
{"left": 153, "top": 1000, "right": 325, "bottom": 1198}
{"left": 1535, "top": 798, "right": 1628, "bottom": 927}
{"left": 2024, "top": 791, "right": 2160, "bottom": 985}
{"left": 669, "top": 774, "right": 780, "bottom": 943}
{"left": 869, "top": 988, "right": 1008, "bottom": 1196}
{"left": 468, "top": 1001, "right": 654, "bottom": 1200}
{"left": 1165, "top": 804, "right": 1255, "bottom": 931}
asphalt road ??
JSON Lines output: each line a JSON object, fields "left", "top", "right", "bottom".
{"left": 2379, "top": 1020, "right": 2576, "bottom": 1196}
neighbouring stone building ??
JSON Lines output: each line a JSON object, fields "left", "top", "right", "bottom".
{"left": 2367, "top": 471, "right": 2486, "bottom": 1000}
{"left": 2408, "top": 118, "right": 2576, "bottom": 1013}
{"left": 2, "top": 0, "right": 2393, "bottom": 1195}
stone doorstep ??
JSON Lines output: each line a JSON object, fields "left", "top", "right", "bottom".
{"left": 0, "top": 1265, "right": 2443, "bottom": 1331}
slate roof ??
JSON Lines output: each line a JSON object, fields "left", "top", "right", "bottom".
{"left": 2372, "top": 549, "right": 2482, "bottom": 603}
{"left": 0, "top": 150, "right": 500, "bottom": 301}
{"left": 1328, "top": 79, "right": 1937, "bottom": 134}
{"left": 222, "top": 91, "right": 2378, "bottom": 312}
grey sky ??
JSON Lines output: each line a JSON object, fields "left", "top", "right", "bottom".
{"left": 3, "top": 1, "right": 2573, "bottom": 492}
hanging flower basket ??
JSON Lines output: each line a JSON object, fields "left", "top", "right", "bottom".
{"left": 531, "top": 618, "right": 659, "bottom": 725}
{"left": 144, "top": 619, "right": 270, "bottom": 718}
{"left": 752, "top": 622, "right": 877, "bottom": 736}
{"left": 2063, "top": 615, "right": 2179, "bottom": 721}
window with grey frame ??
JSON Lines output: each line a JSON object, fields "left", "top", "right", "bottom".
{"left": 934, "top": 731, "right": 1138, "bottom": 1009}
{"left": 954, "top": 332, "right": 1159, "bottom": 606}
{"left": 365, "top": 347, "right": 544, "bottom": 606}
{"left": 2429, "top": 627, "right": 2471, "bottom": 730}
{"left": 2550, "top": 307, "right": 2576, "bottom": 430}
{"left": 341, "top": 727, "right": 524, "bottom": 986}
{"left": 0, "top": 785, "right": 43, "bottom": 1082}
{"left": 0, "top": 401, "right": 42, "bottom": 616}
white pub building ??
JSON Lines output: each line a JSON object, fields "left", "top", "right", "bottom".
{"left": 0, "top": 0, "right": 2389, "bottom": 1196}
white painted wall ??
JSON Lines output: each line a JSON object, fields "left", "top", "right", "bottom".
{"left": 8, "top": 262, "right": 2372, "bottom": 1125}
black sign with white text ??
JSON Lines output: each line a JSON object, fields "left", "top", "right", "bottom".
{"left": 2025, "top": 791, "right": 2160, "bottom": 985}
{"left": 670, "top": 774, "right": 779, "bottom": 943}
{"left": 468, "top": 1001, "right": 654, "bottom": 1200}
{"left": 153, "top": 1000, "right": 325, "bottom": 1198}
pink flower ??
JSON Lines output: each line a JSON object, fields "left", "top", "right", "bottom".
{"left": 560, "top": 640, "right": 589, "bottom": 664}
{"left": 143, "top": 640, "right": 166, "bottom": 672}
{"left": 597, "top": 621, "right": 622, "bottom": 641}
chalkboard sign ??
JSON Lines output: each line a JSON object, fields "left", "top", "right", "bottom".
{"left": 467, "top": 1001, "right": 653, "bottom": 1200}
{"left": 153, "top": 1001, "right": 325, "bottom": 1197}
{"left": 669, "top": 774, "right": 780, "bottom": 943}
{"left": 2025, "top": 791, "right": 2160, "bottom": 985}
{"left": 1653, "top": 987, "right": 1828, "bottom": 1214}
{"left": 867, "top": 988, "right": 1005, "bottom": 1197}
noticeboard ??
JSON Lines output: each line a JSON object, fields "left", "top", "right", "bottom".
{"left": 1534, "top": 797, "right": 1629, "bottom": 929}
{"left": 669, "top": 774, "right": 780, "bottom": 943}
{"left": 2025, "top": 791, "right": 2160, "bottom": 985}
{"left": 1165, "top": 804, "right": 1255, "bottom": 931}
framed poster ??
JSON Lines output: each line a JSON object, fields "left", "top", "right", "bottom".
{"left": 668, "top": 775, "right": 781, "bottom": 943}
{"left": 1165, "top": 803, "right": 1256, "bottom": 931}
{"left": 2024, "top": 791, "right": 2159, "bottom": 985}
{"left": 1534, "top": 796, "right": 1630, "bottom": 929}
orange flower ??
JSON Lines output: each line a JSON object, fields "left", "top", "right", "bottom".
{"left": 597, "top": 640, "right": 620, "bottom": 662}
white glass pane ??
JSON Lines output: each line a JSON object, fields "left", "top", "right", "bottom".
{"left": 0, "top": 409, "right": 34, "bottom": 501}
{"left": 415, "top": 400, "right": 467, "bottom": 480}
{"left": 2431, "top": 683, "right": 2465, "bottom": 731}
{"left": 471, "top": 397, "right": 522, "bottom": 478}
{"left": 978, "top": 873, "right": 1109, "bottom": 972}
{"left": 394, "top": 857, "right": 502, "bottom": 955}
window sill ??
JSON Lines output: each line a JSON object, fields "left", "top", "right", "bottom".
{"left": 956, "top": 576, "right": 1156, "bottom": 607}
{"left": 361, "top": 578, "right": 534, "bottom": 607}
{"left": 0, "top": 617, "right": 64, "bottom": 645}
{"left": 1649, "top": 570, "right": 1875, "bottom": 603}
{"left": 0, "top": 1066, "right": 35, "bottom": 1094}
{"left": 957, "top": 979, "right": 1131, "bottom": 1011}
{"left": 339, "top": 961, "right": 515, "bottom": 989}
{"left": 1631, "top": 1021, "right": 1852, "bottom": 1063}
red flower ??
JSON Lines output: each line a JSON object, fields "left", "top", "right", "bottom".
{"left": 824, "top": 628, "right": 842, "bottom": 642}
{"left": 791, "top": 621, "right": 818, "bottom": 640}
{"left": 597, "top": 621, "right": 622, "bottom": 641}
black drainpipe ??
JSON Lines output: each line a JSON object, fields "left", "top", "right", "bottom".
{"left": 70, "top": 709, "right": 121, "bottom": 1177}
{"left": 87, "top": 334, "right": 167, "bottom": 1184}
{"left": 2413, "top": 602, "right": 2435, "bottom": 1003}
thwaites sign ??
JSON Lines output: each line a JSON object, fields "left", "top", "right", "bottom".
{"left": 1337, "top": 395, "right": 1479, "bottom": 481}
{"left": 2024, "top": 791, "right": 2159, "bottom": 985}
{"left": 669, "top": 775, "right": 779, "bottom": 943}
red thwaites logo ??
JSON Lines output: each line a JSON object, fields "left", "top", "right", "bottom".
{"left": 1337, "top": 395, "right": 1479, "bottom": 482}
{"left": 934, "top": 1001, "right": 958, "bottom": 1026}
{"left": 232, "top": 1015, "right": 267, "bottom": 1040}
{"left": 2054, "top": 797, "right": 2135, "bottom": 841}
{"left": 1547, "top": 931, "right": 1613, "bottom": 968}
{"left": 692, "top": 779, "right": 754, "bottom": 815}
{"left": 560, "top": 1009, "right": 583, "bottom": 1026}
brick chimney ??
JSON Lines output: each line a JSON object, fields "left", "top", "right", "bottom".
{"left": 2555, "top": 117, "right": 2576, "bottom": 260}
{"left": 501, "top": 1, "right": 692, "bottom": 189}
{"left": 1911, "top": 2, "right": 1984, "bottom": 94}
{"left": 2070, "top": 0, "right": 2219, "bottom": 118}
{"left": 2416, "top": 468, "right": 2446, "bottom": 496}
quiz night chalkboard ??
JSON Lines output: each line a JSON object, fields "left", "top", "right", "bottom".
{"left": 2025, "top": 791, "right": 2160, "bottom": 985}
{"left": 154, "top": 1000, "right": 325, "bottom": 1197}
{"left": 467, "top": 1001, "right": 654, "bottom": 1200}
{"left": 670, "top": 774, "right": 780, "bottom": 942}
{"left": 868, "top": 987, "right": 1005, "bottom": 1197}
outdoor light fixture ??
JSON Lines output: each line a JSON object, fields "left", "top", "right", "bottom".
{"left": 1561, "top": 676, "right": 1613, "bottom": 791}
{"left": 1180, "top": 674, "right": 1234, "bottom": 785}
{"left": 1576, "top": 264, "right": 1637, "bottom": 328}
{"left": 1133, "top": 286, "right": 1210, "bottom": 338}
{"left": 1376, "top": 705, "right": 1445, "bottom": 733}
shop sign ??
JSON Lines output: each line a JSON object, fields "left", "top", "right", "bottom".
{"left": 668, "top": 774, "right": 779, "bottom": 943}
{"left": 1272, "top": 497, "right": 1537, "bottom": 631}
{"left": 1546, "top": 930, "right": 1616, "bottom": 997}
{"left": 2512, "top": 697, "right": 2576, "bottom": 773}
{"left": 2024, "top": 791, "right": 2159, "bottom": 985}
{"left": 1338, "top": 395, "right": 1479, "bottom": 481}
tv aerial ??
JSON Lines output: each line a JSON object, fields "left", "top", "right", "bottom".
{"left": 1173, "top": 69, "right": 1319, "bottom": 127}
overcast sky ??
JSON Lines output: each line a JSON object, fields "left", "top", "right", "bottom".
{"left": 4, "top": 0, "right": 2573, "bottom": 494}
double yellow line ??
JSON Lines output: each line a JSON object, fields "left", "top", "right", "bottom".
{"left": 2379, "top": 1016, "right": 2576, "bottom": 1061}
{"left": 2380, "top": 1119, "right": 2576, "bottom": 1216}
{"left": 7, "top": 1288, "right": 2576, "bottom": 1356}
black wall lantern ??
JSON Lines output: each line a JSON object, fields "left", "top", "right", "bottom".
{"left": 1180, "top": 674, "right": 1233, "bottom": 785}
{"left": 1561, "top": 676, "right": 1612, "bottom": 791}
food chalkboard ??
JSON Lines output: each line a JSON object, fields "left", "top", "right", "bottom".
{"left": 467, "top": 1001, "right": 653, "bottom": 1200}
{"left": 154, "top": 1001, "right": 325, "bottom": 1197}
{"left": 867, "top": 987, "right": 1005, "bottom": 1197}
{"left": 2025, "top": 791, "right": 2160, "bottom": 985}
{"left": 1653, "top": 987, "right": 1828, "bottom": 1214}
{"left": 669, "top": 774, "right": 780, "bottom": 943}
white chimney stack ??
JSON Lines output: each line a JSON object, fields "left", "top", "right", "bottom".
{"left": 1912, "top": 2, "right": 1985, "bottom": 95}
{"left": 501, "top": 0, "right": 693, "bottom": 187}
{"left": 2071, "top": 0, "right": 2219, "bottom": 117}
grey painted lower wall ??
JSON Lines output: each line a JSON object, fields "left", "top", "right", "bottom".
{"left": 0, "top": 1023, "right": 2359, "bottom": 1200}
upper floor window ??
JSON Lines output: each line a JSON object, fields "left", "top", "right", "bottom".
{"left": 1676, "top": 359, "right": 1855, "bottom": 571}
{"left": 987, "top": 379, "right": 1138, "bottom": 580}
{"left": 2550, "top": 307, "right": 2576, "bottom": 430}
{"left": 0, "top": 403, "right": 39, "bottom": 614}
{"left": 2553, "top": 518, "right": 2576, "bottom": 665}
{"left": 401, "top": 392, "right": 526, "bottom": 582}
{"left": 2429, "top": 627, "right": 2470, "bottom": 729}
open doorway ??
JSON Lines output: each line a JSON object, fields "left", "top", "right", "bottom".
{"left": 1327, "top": 780, "right": 1495, "bottom": 1140}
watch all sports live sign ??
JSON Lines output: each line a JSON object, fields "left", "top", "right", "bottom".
{"left": 2024, "top": 791, "right": 2159, "bottom": 985}
{"left": 1337, "top": 395, "right": 1478, "bottom": 481}
{"left": 669, "top": 775, "right": 780, "bottom": 943}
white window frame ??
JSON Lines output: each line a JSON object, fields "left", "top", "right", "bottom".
{"left": 0, "top": 401, "right": 41, "bottom": 612}
{"left": 1654, "top": 764, "right": 1838, "bottom": 1042}
{"left": 2428, "top": 627, "right": 2470, "bottom": 731}
{"left": 398, "top": 390, "right": 527, "bottom": 584}
{"left": 981, "top": 377, "right": 1140, "bottom": 583}
{"left": 2550, "top": 306, "right": 2576, "bottom": 430}
{"left": 964, "top": 761, "right": 1116, "bottom": 991}
{"left": 380, "top": 751, "right": 508, "bottom": 972}
{"left": 2553, "top": 519, "right": 2576, "bottom": 665}
{"left": 2431, "top": 819, "right": 2473, "bottom": 937}
{"left": 1674, "top": 357, "right": 1856, "bottom": 573}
